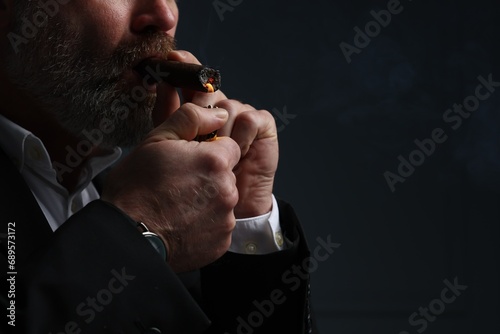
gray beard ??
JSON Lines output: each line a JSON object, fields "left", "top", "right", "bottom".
{"left": 3, "top": 4, "right": 175, "bottom": 148}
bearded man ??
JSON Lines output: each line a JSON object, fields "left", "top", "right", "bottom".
{"left": 0, "top": 1, "right": 314, "bottom": 333}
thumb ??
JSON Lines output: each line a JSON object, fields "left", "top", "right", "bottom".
{"left": 147, "top": 103, "right": 228, "bottom": 141}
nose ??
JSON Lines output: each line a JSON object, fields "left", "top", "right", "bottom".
{"left": 131, "top": 0, "right": 178, "bottom": 35}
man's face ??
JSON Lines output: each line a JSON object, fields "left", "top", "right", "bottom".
{"left": 3, "top": 0, "right": 179, "bottom": 148}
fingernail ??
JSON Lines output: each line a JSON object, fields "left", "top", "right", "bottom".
{"left": 167, "top": 50, "right": 187, "bottom": 59}
{"left": 214, "top": 108, "right": 228, "bottom": 119}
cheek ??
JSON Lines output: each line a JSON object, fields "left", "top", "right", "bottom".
{"left": 63, "top": 2, "right": 130, "bottom": 55}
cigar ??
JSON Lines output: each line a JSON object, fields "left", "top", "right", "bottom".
{"left": 135, "top": 59, "right": 221, "bottom": 93}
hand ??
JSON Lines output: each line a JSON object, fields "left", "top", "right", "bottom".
{"left": 101, "top": 103, "right": 241, "bottom": 273}
{"left": 167, "top": 50, "right": 279, "bottom": 218}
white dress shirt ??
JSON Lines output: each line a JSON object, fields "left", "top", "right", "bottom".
{"left": 0, "top": 114, "right": 284, "bottom": 254}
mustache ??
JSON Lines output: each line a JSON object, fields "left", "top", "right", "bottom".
{"left": 109, "top": 33, "right": 177, "bottom": 75}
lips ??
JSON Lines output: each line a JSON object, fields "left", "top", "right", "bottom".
{"left": 133, "top": 58, "right": 162, "bottom": 86}
{"left": 129, "top": 56, "right": 165, "bottom": 91}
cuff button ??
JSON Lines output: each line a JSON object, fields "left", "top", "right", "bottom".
{"left": 245, "top": 242, "right": 257, "bottom": 254}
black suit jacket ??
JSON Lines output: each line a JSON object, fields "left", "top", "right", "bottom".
{"left": 0, "top": 149, "right": 313, "bottom": 334}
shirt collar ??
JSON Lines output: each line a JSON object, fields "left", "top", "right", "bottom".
{"left": 0, "top": 114, "right": 31, "bottom": 172}
{"left": 0, "top": 114, "right": 122, "bottom": 190}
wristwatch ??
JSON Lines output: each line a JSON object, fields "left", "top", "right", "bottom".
{"left": 137, "top": 222, "right": 167, "bottom": 261}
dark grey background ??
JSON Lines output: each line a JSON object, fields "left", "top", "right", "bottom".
{"left": 177, "top": 1, "right": 500, "bottom": 333}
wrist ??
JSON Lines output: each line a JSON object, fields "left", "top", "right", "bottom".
{"left": 136, "top": 222, "right": 168, "bottom": 261}
{"left": 101, "top": 198, "right": 171, "bottom": 262}
{"left": 234, "top": 195, "right": 273, "bottom": 218}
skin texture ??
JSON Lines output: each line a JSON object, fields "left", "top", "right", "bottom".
{"left": 0, "top": 0, "right": 279, "bottom": 273}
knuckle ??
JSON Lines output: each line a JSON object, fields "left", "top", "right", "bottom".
{"left": 222, "top": 215, "right": 236, "bottom": 234}
{"left": 257, "top": 109, "right": 275, "bottom": 124}
{"left": 200, "top": 139, "right": 240, "bottom": 171}
{"left": 215, "top": 99, "right": 241, "bottom": 112}
{"left": 236, "top": 110, "right": 256, "bottom": 125}
{"left": 200, "top": 150, "right": 230, "bottom": 172}
{"left": 260, "top": 108, "right": 273, "bottom": 119}
{"left": 215, "top": 177, "right": 238, "bottom": 211}
{"left": 259, "top": 109, "right": 278, "bottom": 131}
{"left": 178, "top": 103, "right": 201, "bottom": 127}
{"left": 221, "top": 136, "right": 242, "bottom": 160}
{"left": 226, "top": 183, "right": 239, "bottom": 208}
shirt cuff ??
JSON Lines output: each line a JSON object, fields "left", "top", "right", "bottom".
{"left": 229, "top": 195, "right": 285, "bottom": 255}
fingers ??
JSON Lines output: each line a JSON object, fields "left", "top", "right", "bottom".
{"left": 214, "top": 99, "right": 277, "bottom": 157}
{"left": 152, "top": 81, "right": 181, "bottom": 127}
{"left": 230, "top": 110, "right": 277, "bottom": 156}
{"left": 147, "top": 103, "right": 228, "bottom": 141}
{"left": 215, "top": 99, "right": 254, "bottom": 137}
{"left": 167, "top": 50, "right": 199, "bottom": 64}
{"left": 145, "top": 101, "right": 242, "bottom": 170}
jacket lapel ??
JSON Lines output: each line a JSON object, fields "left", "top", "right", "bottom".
{"left": 0, "top": 148, "right": 53, "bottom": 267}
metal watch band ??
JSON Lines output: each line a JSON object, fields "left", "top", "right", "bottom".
{"left": 137, "top": 222, "right": 167, "bottom": 261}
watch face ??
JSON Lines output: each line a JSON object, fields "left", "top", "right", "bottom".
{"left": 143, "top": 232, "right": 167, "bottom": 261}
